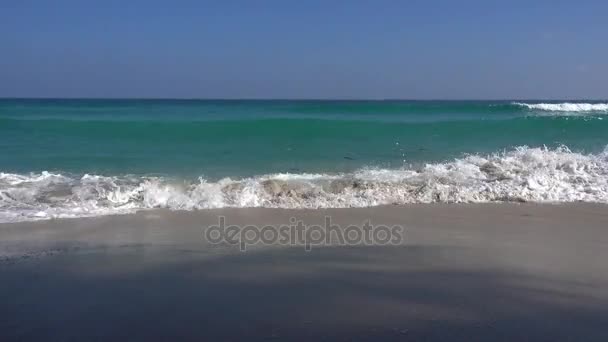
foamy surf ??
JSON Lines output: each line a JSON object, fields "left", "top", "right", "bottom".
{"left": 1, "top": 146, "right": 608, "bottom": 223}
{"left": 514, "top": 102, "right": 608, "bottom": 113}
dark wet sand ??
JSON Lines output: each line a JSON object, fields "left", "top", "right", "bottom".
{"left": 1, "top": 204, "right": 608, "bottom": 341}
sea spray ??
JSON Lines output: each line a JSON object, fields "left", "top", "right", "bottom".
{"left": 2, "top": 146, "right": 608, "bottom": 222}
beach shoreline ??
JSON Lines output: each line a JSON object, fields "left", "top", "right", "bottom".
{"left": 1, "top": 203, "right": 608, "bottom": 340}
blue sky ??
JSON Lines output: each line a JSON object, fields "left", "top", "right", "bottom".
{"left": 1, "top": 0, "right": 606, "bottom": 99}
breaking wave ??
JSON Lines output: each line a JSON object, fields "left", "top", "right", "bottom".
{"left": 514, "top": 102, "right": 608, "bottom": 113}
{"left": 2, "top": 146, "right": 608, "bottom": 223}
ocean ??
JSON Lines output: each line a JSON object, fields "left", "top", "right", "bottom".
{"left": 1, "top": 99, "right": 607, "bottom": 222}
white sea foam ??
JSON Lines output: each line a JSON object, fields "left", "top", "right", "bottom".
{"left": 514, "top": 102, "right": 608, "bottom": 113}
{"left": 2, "top": 146, "right": 608, "bottom": 223}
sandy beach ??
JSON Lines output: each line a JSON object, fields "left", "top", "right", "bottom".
{"left": 1, "top": 203, "right": 608, "bottom": 341}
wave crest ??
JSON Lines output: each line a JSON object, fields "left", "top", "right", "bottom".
{"left": 514, "top": 102, "right": 608, "bottom": 113}
{"left": 2, "top": 146, "right": 608, "bottom": 222}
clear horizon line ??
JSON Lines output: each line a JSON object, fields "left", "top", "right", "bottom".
{"left": 1, "top": 97, "right": 607, "bottom": 101}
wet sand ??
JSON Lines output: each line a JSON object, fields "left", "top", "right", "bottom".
{"left": 1, "top": 204, "right": 608, "bottom": 341}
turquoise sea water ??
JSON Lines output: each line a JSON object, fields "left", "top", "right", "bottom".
{"left": 1, "top": 99, "right": 608, "bottom": 221}
{"left": 2, "top": 99, "right": 607, "bottom": 177}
